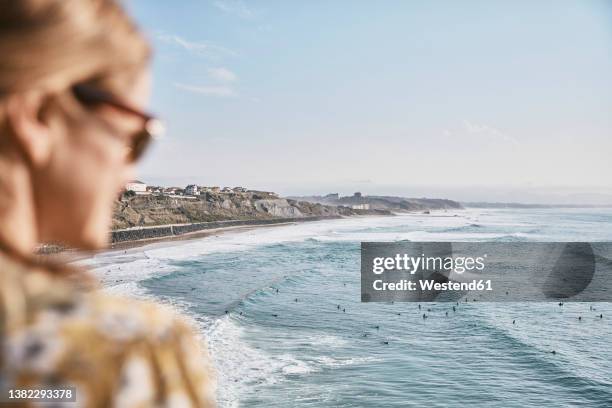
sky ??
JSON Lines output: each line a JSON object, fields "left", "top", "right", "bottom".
{"left": 127, "top": 0, "right": 612, "bottom": 204}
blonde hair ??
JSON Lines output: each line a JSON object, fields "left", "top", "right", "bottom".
{"left": 0, "top": 0, "right": 150, "bottom": 269}
{"left": 0, "top": 0, "right": 150, "bottom": 97}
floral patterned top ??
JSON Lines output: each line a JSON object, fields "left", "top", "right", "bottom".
{"left": 0, "top": 251, "right": 216, "bottom": 407}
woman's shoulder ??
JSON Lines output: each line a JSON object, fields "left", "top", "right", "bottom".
{"left": 0, "top": 251, "right": 182, "bottom": 338}
{"left": 0, "top": 252, "right": 216, "bottom": 407}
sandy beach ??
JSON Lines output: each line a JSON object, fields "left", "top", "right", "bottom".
{"left": 57, "top": 219, "right": 313, "bottom": 266}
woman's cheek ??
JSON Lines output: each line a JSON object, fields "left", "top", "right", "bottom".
{"left": 69, "top": 116, "right": 135, "bottom": 239}
{"left": 79, "top": 138, "right": 124, "bottom": 247}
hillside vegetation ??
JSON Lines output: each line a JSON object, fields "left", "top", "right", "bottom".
{"left": 112, "top": 191, "right": 390, "bottom": 230}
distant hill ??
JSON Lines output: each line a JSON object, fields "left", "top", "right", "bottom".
{"left": 288, "top": 193, "right": 462, "bottom": 212}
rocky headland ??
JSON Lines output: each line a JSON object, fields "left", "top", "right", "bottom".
{"left": 112, "top": 190, "right": 391, "bottom": 230}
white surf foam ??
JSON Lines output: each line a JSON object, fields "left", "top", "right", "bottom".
{"left": 204, "top": 316, "right": 316, "bottom": 407}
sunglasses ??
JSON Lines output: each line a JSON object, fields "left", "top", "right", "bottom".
{"left": 72, "top": 83, "right": 164, "bottom": 163}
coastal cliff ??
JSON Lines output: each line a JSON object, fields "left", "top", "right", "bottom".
{"left": 112, "top": 191, "right": 390, "bottom": 230}
{"left": 39, "top": 190, "right": 463, "bottom": 250}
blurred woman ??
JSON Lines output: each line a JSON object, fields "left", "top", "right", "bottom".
{"left": 0, "top": 1, "right": 215, "bottom": 406}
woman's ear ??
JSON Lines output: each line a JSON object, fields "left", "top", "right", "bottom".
{"left": 5, "top": 91, "right": 53, "bottom": 167}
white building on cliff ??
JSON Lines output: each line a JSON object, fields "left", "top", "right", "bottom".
{"left": 125, "top": 180, "right": 147, "bottom": 193}
{"left": 185, "top": 184, "right": 200, "bottom": 195}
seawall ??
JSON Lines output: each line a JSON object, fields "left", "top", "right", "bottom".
{"left": 110, "top": 216, "right": 342, "bottom": 244}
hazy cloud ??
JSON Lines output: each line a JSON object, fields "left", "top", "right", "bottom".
{"left": 175, "top": 83, "right": 236, "bottom": 97}
{"left": 208, "top": 67, "right": 237, "bottom": 82}
{"left": 175, "top": 68, "right": 244, "bottom": 99}
{"left": 156, "top": 33, "right": 237, "bottom": 58}
{"left": 444, "top": 120, "right": 518, "bottom": 145}
{"left": 213, "top": 0, "right": 255, "bottom": 19}
{"left": 462, "top": 120, "right": 518, "bottom": 145}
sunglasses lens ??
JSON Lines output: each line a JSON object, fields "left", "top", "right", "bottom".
{"left": 129, "top": 131, "right": 152, "bottom": 162}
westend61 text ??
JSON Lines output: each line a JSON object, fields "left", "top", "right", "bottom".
{"left": 373, "top": 279, "right": 493, "bottom": 292}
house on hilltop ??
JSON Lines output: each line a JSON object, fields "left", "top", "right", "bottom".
{"left": 163, "top": 187, "right": 183, "bottom": 195}
{"left": 185, "top": 184, "right": 199, "bottom": 195}
{"left": 125, "top": 180, "right": 147, "bottom": 193}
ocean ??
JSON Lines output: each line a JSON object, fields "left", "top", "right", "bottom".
{"left": 88, "top": 208, "right": 612, "bottom": 407}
